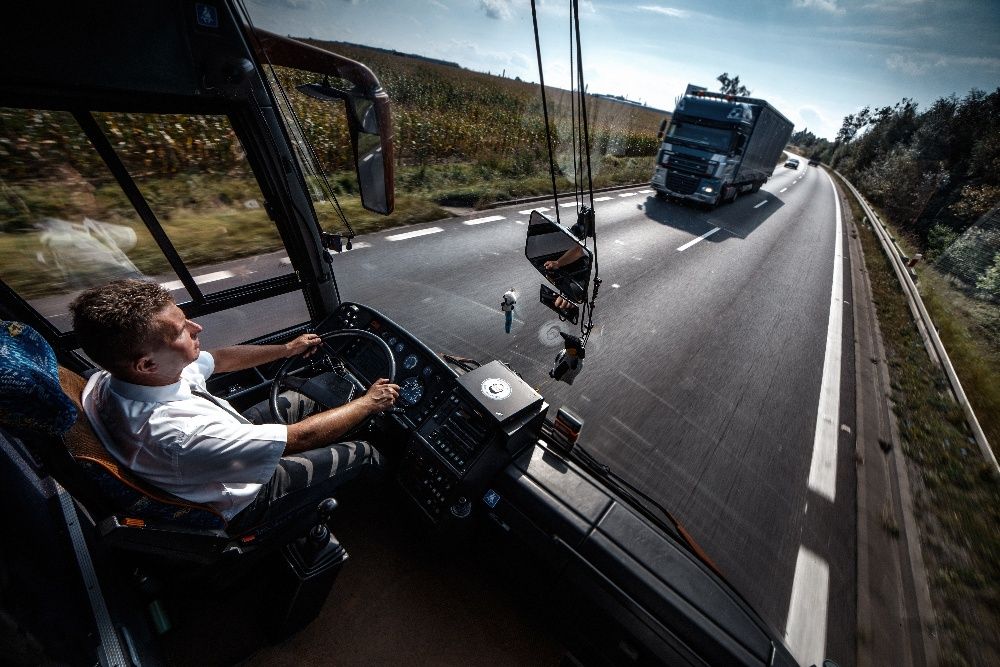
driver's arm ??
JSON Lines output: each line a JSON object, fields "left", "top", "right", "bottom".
{"left": 210, "top": 333, "right": 322, "bottom": 373}
{"left": 284, "top": 379, "right": 399, "bottom": 453}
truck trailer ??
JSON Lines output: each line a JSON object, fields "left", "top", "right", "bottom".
{"left": 651, "top": 84, "right": 793, "bottom": 207}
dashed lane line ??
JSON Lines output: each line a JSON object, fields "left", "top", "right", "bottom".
{"left": 519, "top": 207, "right": 549, "bottom": 215}
{"left": 785, "top": 546, "right": 830, "bottom": 667}
{"left": 780, "top": 187, "right": 788, "bottom": 192}
{"left": 677, "top": 227, "right": 721, "bottom": 252}
{"left": 386, "top": 227, "right": 444, "bottom": 241}
{"left": 161, "top": 270, "right": 236, "bottom": 291}
{"left": 618, "top": 192, "right": 637, "bottom": 198}
{"left": 593, "top": 196, "right": 613, "bottom": 202}
{"left": 754, "top": 200, "right": 769, "bottom": 209}
{"left": 463, "top": 215, "right": 506, "bottom": 226}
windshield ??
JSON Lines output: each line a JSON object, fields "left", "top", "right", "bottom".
{"left": 666, "top": 121, "right": 734, "bottom": 153}
{"left": 239, "top": 3, "right": 999, "bottom": 665}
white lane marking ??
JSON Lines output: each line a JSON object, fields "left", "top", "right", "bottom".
{"left": 637, "top": 189, "right": 653, "bottom": 194}
{"left": 618, "top": 192, "right": 637, "bottom": 198}
{"left": 593, "top": 196, "right": 613, "bottom": 202}
{"left": 559, "top": 202, "right": 578, "bottom": 208}
{"left": 611, "top": 283, "right": 620, "bottom": 288}
{"left": 754, "top": 200, "right": 769, "bottom": 209}
{"left": 514, "top": 220, "right": 525, "bottom": 225}
{"left": 780, "top": 187, "right": 788, "bottom": 193}
{"left": 386, "top": 227, "right": 443, "bottom": 241}
{"left": 519, "top": 207, "right": 549, "bottom": 214}
{"left": 807, "top": 169, "right": 844, "bottom": 502}
{"left": 790, "top": 181, "right": 797, "bottom": 186}
{"left": 160, "top": 270, "right": 236, "bottom": 291}
{"left": 463, "top": 215, "right": 505, "bottom": 226}
{"left": 614, "top": 239, "right": 626, "bottom": 245}
{"left": 785, "top": 545, "right": 830, "bottom": 666}
{"left": 677, "top": 227, "right": 721, "bottom": 252}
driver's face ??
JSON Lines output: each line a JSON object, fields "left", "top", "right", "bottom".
{"left": 147, "top": 303, "right": 203, "bottom": 376}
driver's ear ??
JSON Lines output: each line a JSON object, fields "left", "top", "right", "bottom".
{"left": 133, "top": 354, "right": 157, "bottom": 376}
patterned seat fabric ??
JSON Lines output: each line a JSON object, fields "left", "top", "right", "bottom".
{"left": 0, "top": 320, "right": 77, "bottom": 436}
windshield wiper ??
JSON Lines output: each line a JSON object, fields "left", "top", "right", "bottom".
{"left": 547, "top": 426, "right": 726, "bottom": 580}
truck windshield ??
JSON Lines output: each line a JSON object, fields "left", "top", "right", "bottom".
{"left": 666, "top": 122, "right": 733, "bottom": 153}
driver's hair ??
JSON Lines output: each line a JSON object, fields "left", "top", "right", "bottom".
{"left": 70, "top": 279, "right": 175, "bottom": 376}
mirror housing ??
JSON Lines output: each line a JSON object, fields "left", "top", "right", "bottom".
{"left": 249, "top": 29, "right": 394, "bottom": 214}
{"left": 525, "top": 210, "right": 592, "bottom": 304}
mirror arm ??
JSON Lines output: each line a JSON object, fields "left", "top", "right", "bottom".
{"left": 248, "top": 28, "right": 383, "bottom": 97}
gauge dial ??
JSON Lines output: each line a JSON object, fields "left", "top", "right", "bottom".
{"left": 399, "top": 376, "right": 424, "bottom": 406}
{"left": 395, "top": 342, "right": 405, "bottom": 354}
{"left": 403, "top": 354, "right": 419, "bottom": 371}
{"left": 422, "top": 365, "right": 433, "bottom": 377}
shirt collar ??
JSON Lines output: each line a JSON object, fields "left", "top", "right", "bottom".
{"left": 109, "top": 374, "right": 192, "bottom": 403}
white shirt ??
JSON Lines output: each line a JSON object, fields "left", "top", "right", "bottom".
{"left": 82, "top": 351, "right": 287, "bottom": 519}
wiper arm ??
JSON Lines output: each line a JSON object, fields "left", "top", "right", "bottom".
{"left": 568, "top": 442, "right": 726, "bottom": 580}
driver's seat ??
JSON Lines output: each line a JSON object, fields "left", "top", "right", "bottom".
{"left": 1, "top": 321, "right": 315, "bottom": 565}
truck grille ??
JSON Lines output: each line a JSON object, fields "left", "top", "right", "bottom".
{"left": 665, "top": 172, "right": 700, "bottom": 195}
{"left": 666, "top": 154, "right": 711, "bottom": 176}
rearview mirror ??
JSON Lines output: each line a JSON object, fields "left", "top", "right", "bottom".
{"left": 298, "top": 81, "right": 392, "bottom": 214}
{"left": 525, "top": 210, "right": 592, "bottom": 304}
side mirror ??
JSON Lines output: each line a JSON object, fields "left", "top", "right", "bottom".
{"left": 657, "top": 118, "right": 667, "bottom": 140}
{"left": 298, "top": 81, "right": 393, "bottom": 214}
{"left": 525, "top": 210, "right": 592, "bottom": 304}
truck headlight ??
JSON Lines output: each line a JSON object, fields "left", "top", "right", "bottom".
{"left": 702, "top": 186, "right": 714, "bottom": 193}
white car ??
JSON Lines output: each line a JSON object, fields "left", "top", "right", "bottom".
{"left": 784, "top": 157, "right": 800, "bottom": 169}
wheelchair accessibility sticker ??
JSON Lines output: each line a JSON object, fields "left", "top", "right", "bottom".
{"left": 480, "top": 378, "right": 512, "bottom": 401}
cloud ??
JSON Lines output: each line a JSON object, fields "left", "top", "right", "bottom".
{"left": 792, "top": 0, "right": 844, "bottom": 14}
{"left": 637, "top": 5, "right": 690, "bottom": 19}
{"left": 886, "top": 52, "right": 1000, "bottom": 77}
{"left": 480, "top": 0, "right": 513, "bottom": 20}
{"left": 429, "top": 0, "right": 448, "bottom": 10}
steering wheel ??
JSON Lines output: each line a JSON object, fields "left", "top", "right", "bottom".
{"left": 269, "top": 330, "right": 396, "bottom": 424}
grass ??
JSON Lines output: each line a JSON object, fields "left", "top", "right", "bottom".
{"left": 845, "top": 185, "right": 1000, "bottom": 666}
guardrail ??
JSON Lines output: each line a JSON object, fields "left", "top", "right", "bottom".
{"left": 835, "top": 171, "right": 998, "bottom": 473}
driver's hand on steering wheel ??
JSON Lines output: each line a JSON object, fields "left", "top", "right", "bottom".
{"left": 363, "top": 378, "right": 400, "bottom": 413}
{"left": 284, "top": 332, "right": 323, "bottom": 358}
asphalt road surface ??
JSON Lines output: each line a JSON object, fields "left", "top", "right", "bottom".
{"left": 31, "top": 164, "right": 855, "bottom": 666}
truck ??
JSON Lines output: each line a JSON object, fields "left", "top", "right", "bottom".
{"left": 651, "top": 84, "right": 794, "bottom": 207}
{"left": 0, "top": 4, "right": 803, "bottom": 666}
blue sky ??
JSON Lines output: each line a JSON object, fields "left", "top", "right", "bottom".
{"left": 248, "top": 0, "right": 1000, "bottom": 140}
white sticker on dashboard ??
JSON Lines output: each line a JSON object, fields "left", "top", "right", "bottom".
{"left": 481, "top": 378, "right": 512, "bottom": 401}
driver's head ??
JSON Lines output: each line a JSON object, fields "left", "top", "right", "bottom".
{"left": 70, "top": 279, "right": 202, "bottom": 383}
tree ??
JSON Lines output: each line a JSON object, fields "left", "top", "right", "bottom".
{"left": 716, "top": 72, "right": 751, "bottom": 97}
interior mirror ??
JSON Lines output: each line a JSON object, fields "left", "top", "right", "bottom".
{"left": 297, "top": 81, "right": 393, "bottom": 214}
{"left": 525, "top": 210, "right": 592, "bottom": 304}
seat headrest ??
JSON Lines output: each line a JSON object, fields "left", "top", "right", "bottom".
{"left": 0, "top": 321, "right": 77, "bottom": 436}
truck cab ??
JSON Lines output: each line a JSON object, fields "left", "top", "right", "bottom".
{"left": 0, "top": 3, "right": 800, "bottom": 665}
{"left": 652, "top": 85, "right": 793, "bottom": 207}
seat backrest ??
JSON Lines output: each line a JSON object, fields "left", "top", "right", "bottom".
{"left": 57, "top": 367, "right": 226, "bottom": 529}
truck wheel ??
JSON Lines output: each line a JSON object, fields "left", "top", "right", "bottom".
{"left": 729, "top": 186, "right": 739, "bottom": 204}
{"left": 751, "top": 180, "right": 762, "bottom": 193}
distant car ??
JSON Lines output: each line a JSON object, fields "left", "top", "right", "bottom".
{"left": 784, "top": 158, "right": 800, "bottom": 169}
{"left": 808, "top": 157, "right": 820, "bottom": 166}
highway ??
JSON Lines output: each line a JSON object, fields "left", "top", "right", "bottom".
{"left": 31, "top": 163, "right": 855, "bottom": 665}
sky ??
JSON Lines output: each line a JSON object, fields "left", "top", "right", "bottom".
{"left": 247, "top": 0, "right": 1000, "bottom": 140}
